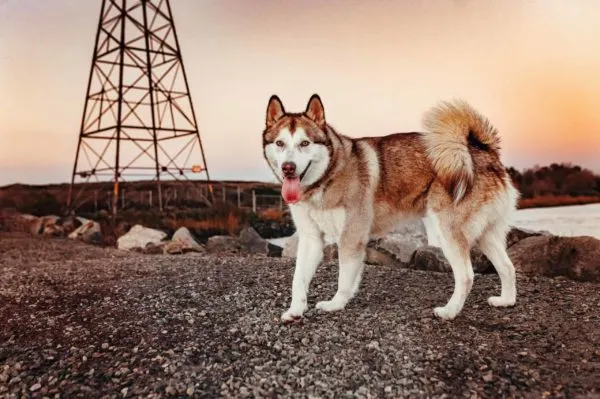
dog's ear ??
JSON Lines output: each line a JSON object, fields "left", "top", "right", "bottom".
{"left": 305, "top": 94, "right": 326, "bottom": 128}
{"left": 266, "top": 95, "right": 285, "bottom": 128}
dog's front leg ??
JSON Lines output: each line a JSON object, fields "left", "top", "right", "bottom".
{"left": 282, "top": 207, "right": 324, "bottom": 322}
{"left": 316, "top": 210, "right": 370, "bottom": 313}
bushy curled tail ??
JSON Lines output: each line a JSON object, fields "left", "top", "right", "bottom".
{"left": 422, "top": 99, "right": 501, "bottom": 203}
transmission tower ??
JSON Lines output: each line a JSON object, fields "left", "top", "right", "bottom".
{"left": 67, "top": 0, "right": 213, "bottom": 218}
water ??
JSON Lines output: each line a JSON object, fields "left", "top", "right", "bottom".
{"left": 511, "top": 203, "right": 600, "bottom": 239}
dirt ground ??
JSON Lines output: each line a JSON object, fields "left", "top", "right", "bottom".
{"left": 1, "top": 232, "right": 599, "bottom": 398}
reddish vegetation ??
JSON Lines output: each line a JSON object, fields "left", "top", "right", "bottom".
{"left": 165, "top": 212, "right": 243, "bottom": 236}
{"left": 518, "top": 195, "right": 600, "bottom": 209}
{"left": 258, "top": 209, "right": 286, "bottom": 222}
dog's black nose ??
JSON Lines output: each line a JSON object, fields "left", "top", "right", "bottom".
{"left": 282, "top": 162, "right": 296, "bottom": 177}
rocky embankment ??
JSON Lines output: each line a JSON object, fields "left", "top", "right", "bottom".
{"left": 1, "top": 208, "right": 600, "bottom": 282}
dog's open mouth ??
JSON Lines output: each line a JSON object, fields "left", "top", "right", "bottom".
{"left": 281, "top": 161, "right": 312, "bottom": 204}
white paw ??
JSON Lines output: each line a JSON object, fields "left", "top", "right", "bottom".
{"left": 433, "top": 306, "right": 458, "bottom": 320}
{"left": 281, "top": 307, "right": 306, "bottom": 323}
{"left": 315, "top": 299, "right": 346, "bottom": 312}
{"left": 488, "top": 296, "right": 516, "bottom": 307}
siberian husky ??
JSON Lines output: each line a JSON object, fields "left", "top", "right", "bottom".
{"left": 262, "top": 94, "right": 519, "bottom": 322}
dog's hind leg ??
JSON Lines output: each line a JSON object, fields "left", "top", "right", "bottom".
{"left": 431, "top": 214, "right": 474, "bottom": 320}
{"left": 477, "top": 222, "right": 517, "bottom": 307}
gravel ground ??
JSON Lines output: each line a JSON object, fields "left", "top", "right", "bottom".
{"left": 1, "top": 232, "right": 599, "bottom": 398}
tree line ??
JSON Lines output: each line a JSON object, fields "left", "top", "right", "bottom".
{"left": 507, "top": 163, "right": 600, "bottom": 199}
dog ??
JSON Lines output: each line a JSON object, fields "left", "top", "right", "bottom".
{"left": 262, "top": 94, "right": 519, "bottom": 322}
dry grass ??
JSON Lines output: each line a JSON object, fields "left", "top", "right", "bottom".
{"left": 258, "top": 208, "right": 286, "bottom": 221}
{"left": 165, "top": 212, "right": 243, "bottom": 235}
{"left": 518, "top": 195, "right": 600, "bottom": 209}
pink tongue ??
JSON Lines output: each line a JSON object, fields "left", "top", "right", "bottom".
{"left": 282, "top": 177, "right": 301, "bottom": 204}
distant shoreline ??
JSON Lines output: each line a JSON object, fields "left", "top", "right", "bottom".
{"left": 1, "top": 180, "right": 599, "bottom": 211}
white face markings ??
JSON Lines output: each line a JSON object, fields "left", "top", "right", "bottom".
{"left": 265, "top": 127, "right": 330, "bottom": 186}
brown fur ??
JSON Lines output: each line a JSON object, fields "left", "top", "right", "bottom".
{"left": 421, "top": 99, "right": 504, "bottom": 202}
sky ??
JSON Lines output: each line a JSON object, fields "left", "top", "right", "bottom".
{"left": 1, "top": 0, "right": 600, "bottom": 186}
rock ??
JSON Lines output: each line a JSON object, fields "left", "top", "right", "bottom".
{"left": 409, "top": 246, "right": 494, "bottom": 273}
{"left": 365, "top": 245, "right": 401, "bottom": 266}
{"left": 41, "top": 215, "right": 64, "bottom": 237}
{"left": 365, "top": 220, "right": 428, "bottom": 266}
{"left": 280, "top": 233, "right": 336, "bottom": 261}
{"left": 282, "top": 232, "right": 298, "bottom": 258}
{"left": 165, "top": 227, "right": 204, "bottom": 254}
{"left": 0, "top": 209, "right": 38, "bottom": 234}
{"left": 508, "top": 235, "right": 600, "bottom": 282}
{"left": 116, "top": 224, "right": 167, "bottom": 251}
{"left": 56, "top": 215, "right": 83, "bottom": 235}
{"left": 239, "top": 226, "right": 270, "bottom": 254}
{"left": 267, "top": 243, "right": 283, "bottom": 257}
{"left": 392, "top": 219, "right": 428, "bottom": 242}
{"left": 367, "top": 234, "right": 427, "bottom": 265}
{"left": 29, "top": 215, "right": 62, "bottom": 236}
{"left": 143, "top": 242, "right": 167, "bottom": 255}
{"left": 409, "top": 246, "right": 450, "bottom": 272}
{"left": 68, "top": 220, "right": 103, "bottom": 245}
{"left": 206, "top": 235, "right": 242, "bottom": 254}
{"left": 470, "top": 248, "right": 494, "bottom": 273}
{"left": 506, "top": 227, "right": 552, "bottom": 248}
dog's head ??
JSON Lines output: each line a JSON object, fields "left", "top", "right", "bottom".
{"left": 262, "top": 94, "right": 332, "bottom": 204}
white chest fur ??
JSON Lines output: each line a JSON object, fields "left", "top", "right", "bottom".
{"left": 307, "top": 207, "right": 346, "bottom": 244}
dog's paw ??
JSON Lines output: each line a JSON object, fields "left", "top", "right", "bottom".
{"left": 281, "top": 308, "right": 304, "bottom": 323}
{"left": 315, "top": 299, "right": 346, "bottom": 312}
{"left": 433, "top": 306, "right": 458, "bottom": 320}
{"left": 488, "top": 296, "right": 516, "bottom": 307}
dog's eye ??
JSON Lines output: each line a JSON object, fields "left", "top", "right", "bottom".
{"left": 275, "top": 140, "right": 284, "bottom": 147}
{"left": 300, "top": 140, "right": 310, "bottom": 147}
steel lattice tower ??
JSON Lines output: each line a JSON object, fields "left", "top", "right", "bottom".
{"left": 67, "top": 0, "right": 212, "bottom": 217}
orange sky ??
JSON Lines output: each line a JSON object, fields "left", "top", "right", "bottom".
{"left": 1, "top": 0, "right": 600, "bottom": 185}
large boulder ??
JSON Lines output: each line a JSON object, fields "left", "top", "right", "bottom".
{"left": 508, "top": 235, "right": 600, "bottom": 282}
{"left": 392, "top": 219, "right": 428, "bottom": 243}
{"left": 239, "top": 226, "right": 269, "bottom": 254}
{"left": 68, "top": 219, "right": 103, "bottom": 246}
{"left": 364, "top": 220, "right": 428, "bottom": 266}
{"left": 281, "top": 219, "right": 428, "bottom": 266}
{"left": 117, "top": 224, "right": 167, "bottom": 251}
{"left": 204, "top": 227, "right": 282, "bottom": 257}
{"left": 163, "top": 227, "right": 204, "bottom": 255}
{"left": 506, "top": 226, "right": 552, "bottom": 248}
{"left": 408, "top": 227, "right": 555, "bottom": 274}
{"left": 409, "top": 246, "right": 450, "bottom": 272}
{"left": 409, "top": 246, "right": 493, "bottom": 273}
